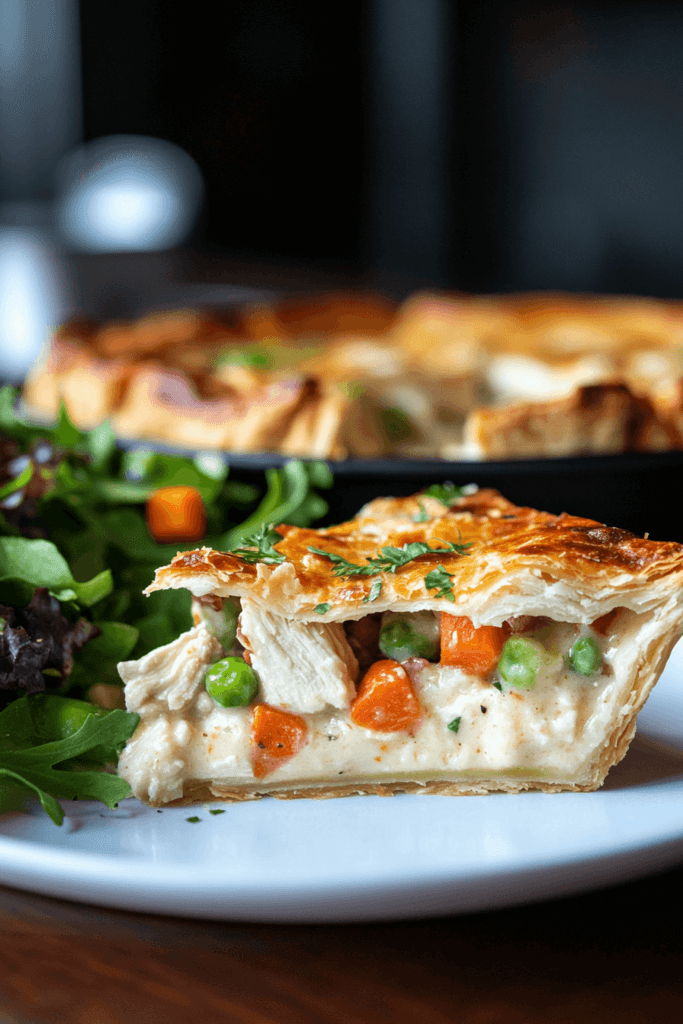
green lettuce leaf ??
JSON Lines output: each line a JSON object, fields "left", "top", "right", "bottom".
{"left": 0, "top": 537, "right": 112, "bottom": 606}
{"left": 0, "top": 697, "right": 139, "bottom": 825}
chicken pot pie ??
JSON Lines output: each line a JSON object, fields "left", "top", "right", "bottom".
{"left": 117, "top": 487, "right": 683, "bottom": 804}
{"left": 23, "top": 288, "right": 683, "bottom": 461}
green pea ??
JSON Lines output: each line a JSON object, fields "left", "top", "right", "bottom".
{"left": 379, "top": 613, "right": 439, "bottom": 662}
{"left": 569, "top": 636, "right": 602, "bottom": 676}
{"left": 497, "top": 637, "right": 543, "bottom": 690}
{"left": 205, "top": 657, "right": 259, "bottom": 708}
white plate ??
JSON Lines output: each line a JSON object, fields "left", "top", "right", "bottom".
{"left": 2, "top": 643, "right": 683, "bottom": 924}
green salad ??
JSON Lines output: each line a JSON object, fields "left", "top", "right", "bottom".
{"left": 0, "top": 388, "right": 332, "bottom": 823}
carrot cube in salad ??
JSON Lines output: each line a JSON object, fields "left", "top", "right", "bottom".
{"left": 350, "top": 659, "right": 421, "bottom": 733}
{"left": 146, "top": 485, "right": 206, "bottom": 543}
{"left": 440, "top": 614, "right": 506, "bottom": 674}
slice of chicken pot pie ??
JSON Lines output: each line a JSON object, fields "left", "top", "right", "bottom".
{"left": 117, "top": 488, "right": 683, "bottom": 804}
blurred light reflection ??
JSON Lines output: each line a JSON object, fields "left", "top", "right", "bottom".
{"left": 56, "top": 135, "right": 203, "bottom": 253}
{"left": 0, "top": 227, "right": 66, "bottom": 383}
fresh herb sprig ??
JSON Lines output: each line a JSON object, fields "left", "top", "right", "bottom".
{"left": 228, "top": 524, "right": 286, "bottom": 565}
{"left": 308, "top": 539, "right": 471, "bottom": 578}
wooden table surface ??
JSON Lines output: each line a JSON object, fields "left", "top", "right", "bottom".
{"left": 2, "top": 860, "right": 682, "bottom": 1024}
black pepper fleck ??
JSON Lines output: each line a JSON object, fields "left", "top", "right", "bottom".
{"left": 480, "top": 706, "right": 487, "bottom": 713}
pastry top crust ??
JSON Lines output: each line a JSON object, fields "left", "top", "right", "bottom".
{"left": 145, "top": 488, "right": 683, "bottom": 627}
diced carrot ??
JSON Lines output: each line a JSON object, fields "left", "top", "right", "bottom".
{"left": 146, "top": 486, "right": 206, "bottom": 543}
{"left": 350, "top": 659, "right": 421, "bottom": 732}
{"left": 251, "top": 704, "right": 309, "bottom": 779}
{"left": 440, "top": 615, "right": 506, "bottom": 674}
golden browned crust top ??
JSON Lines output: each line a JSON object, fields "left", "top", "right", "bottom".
{"left": 145, "top": 488, "right": 683, "bottom": 625}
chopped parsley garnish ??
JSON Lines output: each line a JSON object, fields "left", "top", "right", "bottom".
{"left": 492, "top": 681, "right": 503, "bottom": 692}
{"left": 308, "top": 539, "right": 470, "bottom": 578}
{"left": 413, "top": 500, "right": 430, "bottom": 523}
{"left": 424, "top": 565, "right": 456, "bottom": 602}
{"left": 315, "top": 603, "right": 330, "bottom": 615}
{"left": 363, "top": 578, "right": 383, "bottom": 603}
{"left": 214, "top": 344, "right": 274, "bottom": 371}
{"left": 209, "top": 808, "right": 225, "bottom": 815}
{"left": 424, "top": 482, "right": 476, "bottom": 507}
{"left": 447, "top": 716, "right": 461, "bottom": 734}
{"left": 186, "top": 816, "right": 201, "bottom": 823}
{"left": 227, "top": 524, "right": 286, "bottom": 565}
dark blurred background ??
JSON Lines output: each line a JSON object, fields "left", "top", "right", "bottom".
{"left": 75, "top": 0, "right": 683, "bottom": 296}
{"left": 3, "top": 0, "right": 683, "bottom": 363}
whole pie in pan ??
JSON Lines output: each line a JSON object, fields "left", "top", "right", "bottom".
{"left": 116, "top": 487, "right": 683, "bottom": 804}
{"left": 22, "top": 289, "right": 683, "bottom": 461}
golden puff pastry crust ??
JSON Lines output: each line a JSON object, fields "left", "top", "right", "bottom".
{"left": 22, "top": 289, "right": 683, "bottom": 460}
{"left": 147, "top": 487, "right": 683, "bottom": 627}
{"left": 460, "top": 382, "right": 677, "bottom": 461}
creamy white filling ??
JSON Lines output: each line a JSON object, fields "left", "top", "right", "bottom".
{"left": 117, "top": 615, "right": 629, "bottom": 804}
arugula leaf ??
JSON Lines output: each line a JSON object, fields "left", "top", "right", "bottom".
{"left": 222, "top": 460, "right": 328, "bottom": 547}
{"left": 0, "top": 698, "right": 139, "bottom": 825}
{"left": 424, "top": 565, "right": 456, "bottom": 602}
{"left": 308, "top": 539, "right": 471, "bottom": 578}
{"left": 228, "top": 523, "right": 286, "bottom": 565}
